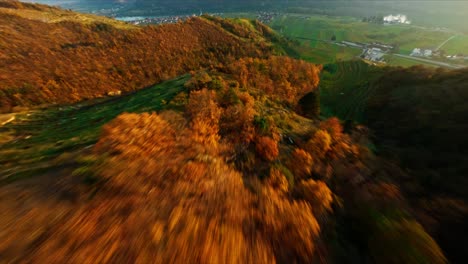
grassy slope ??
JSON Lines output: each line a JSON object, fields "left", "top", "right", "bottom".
{"left": 0, "top": 75, "right": 189, "bottom": 183}
{"left": 319, "top": 60, "right": 384, "bottom": 122}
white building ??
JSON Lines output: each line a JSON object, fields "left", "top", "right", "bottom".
{"left": 383, "top": 14, "right": 411, "bottom": 25}
{"left": 411, "top": 48, "right": 422, "bottom": 56}
{"left": 424, "top": 49, "right": 433, "bottom": 57}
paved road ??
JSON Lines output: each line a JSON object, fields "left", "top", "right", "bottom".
{"left": 394, "top": 54, "right": 465, "bottom": 69}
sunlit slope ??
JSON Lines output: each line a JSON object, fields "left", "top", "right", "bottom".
{"left": 0, "top": 75, "right": 189, "bottom": 183}
{"left": 0, "top": 1, "right": 282, "bottom": 111}
{"left": 0, "top": 0, "right": 134, "bottom": 29}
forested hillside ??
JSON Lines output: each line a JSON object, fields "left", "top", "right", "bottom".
{"left": 0, "top": 0, "right": 286, "bottom": 111}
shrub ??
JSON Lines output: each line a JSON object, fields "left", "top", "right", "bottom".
{"left": 295, "top": 179, "right": 333, "bottom": 216}
{"left": 289, "top": 148, "right": 313, "bottom": 180}
{"left": 306, "top": 130, "right": 332, "bottom": 158}
{"left": 255, "top": 136, "right": 279, "bottom": 161}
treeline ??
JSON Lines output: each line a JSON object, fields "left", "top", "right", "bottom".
{"left": 0, "top": 2, "right": 279, "bottom": 111}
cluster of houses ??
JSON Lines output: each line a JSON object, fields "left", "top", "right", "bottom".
{"left": 362, "top": 48, "right": 385, "bottom": 62}
{"left": 342, "top": 42, "right": 396, "bottom": 63}
{"left": 446, "top": 54, "right": 468, "bottom": 60}
{"left": 117, "top": 14, "right": 199, "bottom": 25}
{"left": 411, "top": 48, "right": 468, "bottom": 61}
{"left": 410, "top": 48, "right": 433, "bottom": 57}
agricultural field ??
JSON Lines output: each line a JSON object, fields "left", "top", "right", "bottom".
{"left": 269, "top": 14, "right": 468, "bottom": 66}
{"left": 441, "top": 35, "right": 468, "bottom": 55}
{"left": 270, "top": 14, "right": 456, "bottom": 54}
{"left": 0, "top": 75, "right": 189, "bottom": 184}
{"left": 296, "top": 40, "right": 361, "bottom": 64}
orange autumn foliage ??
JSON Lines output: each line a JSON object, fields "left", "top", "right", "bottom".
{"left": 267, "top": 167, "right": 289, "bottom": 194}
{"left": 0, "top": 3, "right": 275, "bottom": 111}
{"left": 289, "top": 148, "right": 314, "bottom": 180}
{"left": 255, "top": 136, "right": 279, "bottom": 161}
{"left": 295, "top": 179, "right": 334, "bottom": 216}
{"left": 220, "top": 91, "right": 257, "bottom": 144}
{"left": 319, "top": 117, "right": 343, "bottom": 139}
{"left": 18, "top": 110, "right": 324, "bottom": 263}
{"left": 305, "top": 129, "right": 332, "bottom": 158}
{"left": 186, "top": 89, "right": 222, "bottom": 148}
{"left": 227, "top": 56, "right": 321, "bottom": 105}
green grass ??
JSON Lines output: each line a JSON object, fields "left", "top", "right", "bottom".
{"left": 0, "top": 75, "right": 189, "bottom": 183}
{"left": 296, "top": 40, "right": 361, "bottom": 64}
{"left": 384, "top": 55, "right": 437, "bottom": 68}
{"left": 271, "top": 14, "right": 456, "bottom": 54}
{"left": 269, "top": 14, "right": 468, "bottom": 66}
{"left": 319, "top": 60, "right": 384, "bottom": 122}
{"left": 441, "top": 35, "right": 468, "bottom": 55}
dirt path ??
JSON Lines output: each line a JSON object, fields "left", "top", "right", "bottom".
{"left": 435, "top": 35, "right": 457, "bottom": 51}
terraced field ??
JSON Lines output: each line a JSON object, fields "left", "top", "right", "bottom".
{"left": 319, "top": 60, "right": 384, "bottom": 122}
{"left": 0, "top": 75, "right": 189, "bottom": 184}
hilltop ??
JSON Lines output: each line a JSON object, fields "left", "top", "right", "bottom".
{"left": 0, "top": 0, "right": 295, "bottom": 112}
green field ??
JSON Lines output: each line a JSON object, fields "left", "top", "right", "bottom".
{"left": 269, "top": 14, "right": 468, "bottom": 67}
{"left": 296, "top": 40, "right": 361, "bottom": 64}
{"left": 0, "top": 75, "right": 189, "bottom": 183}
{"left": 319, "top": 60, "right": 384, "bottom": 122}
{"left": 270, "top": 14, "right": 456, "bottom": 55}
{"left": 441, "top": 35, "right": 468, "bottom": 55}
{"left": 384, "top": 55, "right": 438, "bottom": 68}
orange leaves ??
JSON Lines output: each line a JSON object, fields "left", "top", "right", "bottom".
{"left": 255, "top": 136, "right": 279, "bottom": 161}
{"left": 227, "top": 56, "right": 321, "bottom": 105}
{"left": 256, "top": 186, "right": 321, "bottom": 263}
{"left": 319, "top": 117, "right": 343, "bottom": 139}
{"left": 295, "top": 179, "right": 333, "bottom": 216}
{"left": 187, "top": 89, "right": 222, "bottom": 147}
{"left": 306, "top": 129, "right": 332, "bottom": 158}
{"left": 220, "top": 91, "right": 257, "bottom": 144}
{"left": 290, "top": 148, "right": 314, "bottom": 180}
{"left": 268, "top": 167, "right": 289, "bottom": 194}
{"left": 67, "top": 108, "right": 330, "bottom": 263}
{"left": 0, "top": 12, "right": 274, "bottom": 110}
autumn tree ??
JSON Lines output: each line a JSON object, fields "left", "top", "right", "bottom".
{"left": 289, "top": 148, "right": 313, "bottom": 180}
{"left": 305, "top": 129, "right": 332, "bottom": 159}
{"left": 295, "top": 179, "right": 333, "bottom": 217}
{"left": 255, "top": 136, "right": 279, "bottom": 161}
{"left": 186, "top": 89, "right": 222, "bottom": 148}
